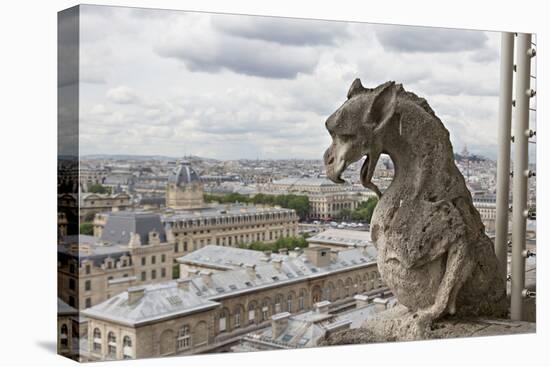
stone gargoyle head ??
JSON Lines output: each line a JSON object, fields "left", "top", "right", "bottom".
{"left": 323, "top": 79, "right": 397, "bottom": 197}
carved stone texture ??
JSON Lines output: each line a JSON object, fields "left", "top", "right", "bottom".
{"left": 320, "top": 305, "right": 534, "bottom": 345}
{"left": 323, "top": 79, "right": 508, "bottom": 340}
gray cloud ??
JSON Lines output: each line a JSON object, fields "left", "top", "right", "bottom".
{"left": 155, "top": 28, "right": 320, "bottom": 79}
{"left": 78, "top": 5, "right": 506, "bottom": 160}
{"left": 211, "top": 16, "right": 350, "bottom": 46}
{"left": 375, "top": 26, "right": 489, "bottom": 53}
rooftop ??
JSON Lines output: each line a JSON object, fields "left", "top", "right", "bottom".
{"left": 83, "top": 245, "right": 378, "bottom": 326}
{"left": 177, "top": 245, "right": 287, "bottom": 270}
{"left": 307, "top": 229, "right": 372, "bottom": 248}
{"left": 168, "top": 161, "right": 200, "bottom": 187}
{"left": 100, "top": 211, "right": 167, "bottom": 245}
{"left": 163, "top": 203, "right": 296, "bottom": 222}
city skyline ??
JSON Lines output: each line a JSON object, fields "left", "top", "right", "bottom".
{"left": 76, "top": 5, "right": 538, "bottom": 161}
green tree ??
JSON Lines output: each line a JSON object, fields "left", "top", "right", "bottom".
{"left": 79, "top": 222, "right": 94, "bottom": 235}
{"left": 88, "top": 183, "right": 110, "bottom": 194}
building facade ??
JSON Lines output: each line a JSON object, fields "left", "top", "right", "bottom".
{"left": 79, "top": 192, "right": 132, "bottom": 222}
{"left": 83, "top": 245, "right": 384, "bottom": 360}
{"left": 58, "top": 212, "right": 175, "bottom": 309}
{"left": 267, "top": 177, "right": 367, "bottom": 220}
{"left": 166, "top": 161, "right": 205, "bottom": 210}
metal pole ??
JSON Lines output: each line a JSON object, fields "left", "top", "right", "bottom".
{"left": 510, "top": 33, "right": 532, "bottom": 321}
{"left": 495, "top": 32, "right": 514, "bottom": 286}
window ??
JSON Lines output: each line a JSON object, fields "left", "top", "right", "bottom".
{"left": 299, "top": 290, "right": 306, "bottom": 310}
{"left": 234, "top": 310, "right": 241, "bottom": 328}
{"left": 93, "top": 328, "right": 102, "bottom": 353}
{"left": 60, "top": 324, "right": 68, "bottom": 346}
{"left": 248, "top": 304, "right": 256, "bottom": 324}
{"left": 107, "top": 332, "right": 116, "bottom": 358}
{"left": 85, "top": 298, "right": 91, "bottom": 308}
{"left": 141, "top": 257, "right": 146, "bottom": 266}
{"left": 177, "top": 325, "right": 191, "bottom": 351}
{"left": 161, "top": 254, "right": 166, "bottom": 263}
{"left": 151, "top": 256, "right": 156, "bottom": 265}
{"left": 85, "top": 280, "right": 91, "bottom": 291}
{"left": 141, "top": 272, "right": 146, "bottom": 281}
{"left": 219, "top": 310, "right": 228, "bottom": 332}
{"left": 69, "top": 263, "right": 75, "bottom": 274}
{"left": 161, "top": 268, "right": 166, "bottom": 278}
{"left": 85, "top": 264, "right": 91, "bottom": 274}
{"left": 287, "top": 295, "right": 293, "bottom": 312}
{"left": 151, "top": 269, "right": 157, "bottom": 280}
{"left": 69, "top": 278, "right": 75, "bottom": 291}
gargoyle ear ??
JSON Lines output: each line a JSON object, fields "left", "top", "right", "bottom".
{"left": 369, "top": 81, "right": 397, "bottom": 129}
{"left": 347, "top": 78, "right": 366, "bottom": 99}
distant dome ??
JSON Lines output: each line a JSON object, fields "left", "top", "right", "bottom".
{"left": 168, "top": 161, "right": 201, "bottom": 187}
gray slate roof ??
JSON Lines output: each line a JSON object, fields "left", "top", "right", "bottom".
{"left": 307, "top": 229, "right": 372, "bottom": 248}
{"left": 168, "top": 161, "right": 200, "bottom": 187}
{"left": 177, "top": 245, "right": 286, "bottom": 270}
{"left": 83, "top": 246, "right": 378, "bottom": 326}
{"left": 100, "top": 211, "right": 166, "bottom": 245}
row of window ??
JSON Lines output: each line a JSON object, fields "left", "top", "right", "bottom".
{"left": 140, "top": 267, "right": 168, "bottom": 282}
{"left": 92, "top": 329, "right": 133, "bottom": 359}
{"left": 171, "top": 212, "right": 295, "bottom": 229}
{"left": 140, "top": 254, "right": 167, "bottom": 266}
{"left": 174, "top": 230, "right": 295, "bottom": 252}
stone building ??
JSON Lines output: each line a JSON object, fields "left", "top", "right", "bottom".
{"left": 233, "top": 296, "right": 396, "bottom": 352}
{"left": 177, "top": 245, "right": 287, "bottom": 276}
{"left": 58, "top": 298, "right": 80, "bottom": 359}
{"left": 267, "top": 177, "right": 365, "bottom": 220}
{"left": 79, "top": 192, "right": 132, "bottom": 222}
{"left": 472, "top": 193, "right": 502, "bottom": 232}
{"left": 82, "top": 245, "right": 384, "bottom": 360}
{"left": 58, "top": 212, "right": 174, "bottom": 309}
{"left": 166, "top": 204, "right": 299, "bottom": 257}
{"left": 93, "top": 204, "right": 299, "bottom": 257}
{"left": 166, "top": 161, "right": 204, "bottom": 210}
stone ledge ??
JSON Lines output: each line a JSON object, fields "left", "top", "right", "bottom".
{"left": 321, "top": 306, "right": 535, "bottom": 346}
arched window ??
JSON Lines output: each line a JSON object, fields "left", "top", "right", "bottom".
{"left": 261, "top": 299, "right": 271, "bottom": 321}
{"left": 177, "top": 325, "right": 191, "bottom": 351}
{"left": 60, "top": 324, "right": 68, "bottom": 347}
{"left": 248, "top": 302, "right": 257, "bottom": 324}
{"left": 107, "top": 332, "right": 116, "bottom": 358}
{"left": 122, "top": 336, "right": 132, "bottom": 359}
{"left": 234, "top": 308, "right": 242, "bottom": 328}
{"left": 219, "top": 309, "right": 228, "bottom": 332}
{"left": 337, "top": 279, "right": 345, "bottom": 299}
{"left": 92, "top": 328, "right": 102, "bottom": 353}
{"left": 287, "top": 293, "right": 293, "bottom": 313}
{"left": 274, "top": 294, "right": 283, "bottom": 313}
{"left": 299, "top": 289, "right": 306, "bottom": 310}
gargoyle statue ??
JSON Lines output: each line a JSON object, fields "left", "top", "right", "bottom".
{"left": 324, "top": 79, "right": 508, "bottom": 339}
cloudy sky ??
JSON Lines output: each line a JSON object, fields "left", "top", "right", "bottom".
{"left": 77, "top": 5, "right": 535, "bottom": 160}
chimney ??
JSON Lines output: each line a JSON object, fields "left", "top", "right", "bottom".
{"left": 272, "top": 258, "right": 283, "bottom": 271}
{"left": 278, "top": 248, "right": 288, "bottom": 256}
{"left": 330, "top": 249, "right": 339, "bottom": 263}
{"left": 128, "top": 232, "right": 141, "bottom": 248}
{"left": 177, "top": 278, "right": 191, "bottom": 291}
{"left": 245, "top": 264, "right": 256, "bottom": 278}
{"left": 127, "top": 286, "right": 146, "bottom": 305}
{"left": 373, "top": 297, "right": 389, "bottom": 312}
{"left": 304, "top": 247, "right": 330, "bottom": 267}
{"left": 314, "top": 300, "right": 331, "bottom": 314}
{"left": 148, "top": 231, "right": 161, "bottom": 245}
{"left": 354, "top": 294, "right": 369, "bottom": 309}
{"left": 199, "top": 270, "right": 213, "bottom": 287}
{"left": 271, "top": 312, "right": 291, "bottom": 339}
